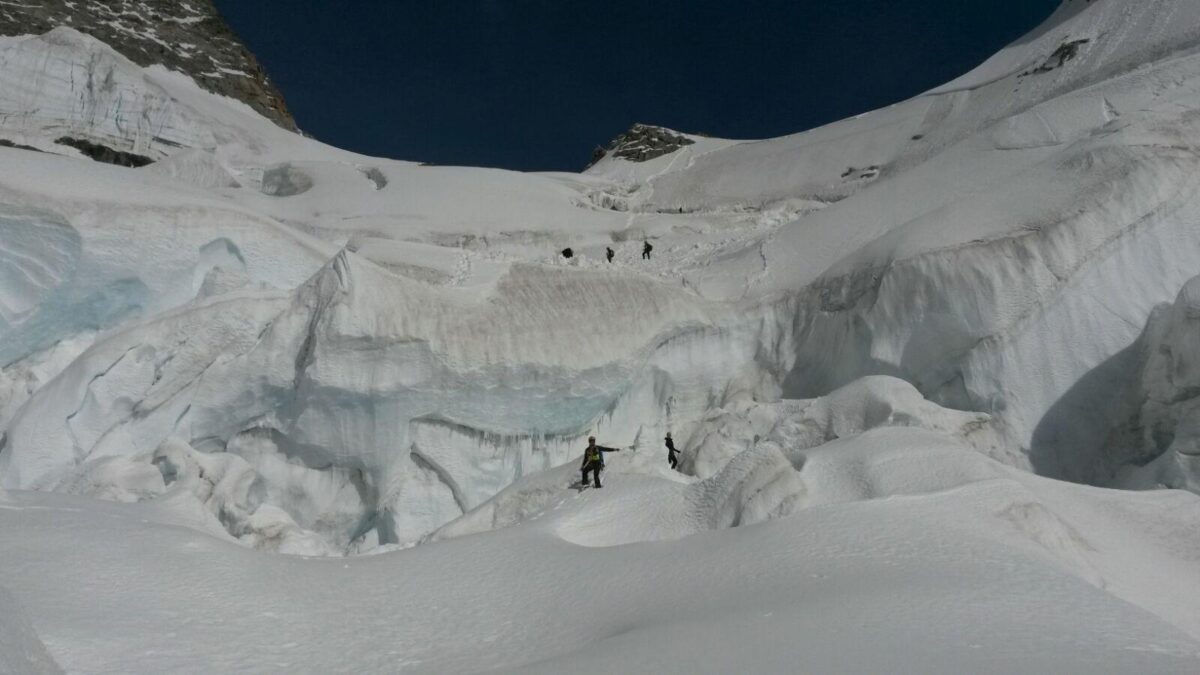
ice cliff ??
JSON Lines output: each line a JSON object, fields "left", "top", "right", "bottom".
{"left": 0, "top": 0, "right": 293, "bottom": 130}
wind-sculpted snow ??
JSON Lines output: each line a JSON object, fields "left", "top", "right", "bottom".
{"left": 684, "top": 376, "right": 1000, "bottom": 479}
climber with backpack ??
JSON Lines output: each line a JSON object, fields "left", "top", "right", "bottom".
{"left": 580, "top": 436, "right": 620, "bottom": 488}
{"left": 665, "top": 432, "right": 679, "bottom": 470}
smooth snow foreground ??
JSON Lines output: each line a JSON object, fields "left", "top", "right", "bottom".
{"left": 3, "top": 0, "right": 1200, "bottom": 671}
{"left": 3, "top": 380, "right": 1200, "bottom": 673}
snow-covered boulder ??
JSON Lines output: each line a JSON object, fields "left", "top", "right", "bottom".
{"left": 141, "top": 149, "right": 241, "bottom": 189}
{"left": 685, "top": 376, "right": 997, "bottom": 478}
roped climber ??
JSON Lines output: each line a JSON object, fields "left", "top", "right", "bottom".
{"left": 580, "top": 435, "right": 620, "bottom": 488}
{"left": 665, "top": 432, "right": 679, "bottom": 470}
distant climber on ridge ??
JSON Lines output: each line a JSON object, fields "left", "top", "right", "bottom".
{"left": 606, "top": 246, "right": 615, "bottom": 263}
{"left": 665, "top": 432, "right": 679, "bottom": 470}
{"left": 642, "top": 241, "right": 653, "bottom": 260}
{"left": 580, "top": 436, "right": 620, "bottom": 488}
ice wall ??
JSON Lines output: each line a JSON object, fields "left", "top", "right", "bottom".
{"left": 1109, "top": 275, "right": 1200, "bottom": 491}
{"left": 774, "top": 124, "right": 1200, "bottom": 484}
{"left": 0, "top": 29, "right": 221, "bottom": 157}
{"left": 1, "top": 249, "right": 795, "bottom": 551}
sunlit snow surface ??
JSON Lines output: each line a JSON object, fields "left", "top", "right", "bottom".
{"left": 3, "top": 0, "right": 1200, "bottom": 670}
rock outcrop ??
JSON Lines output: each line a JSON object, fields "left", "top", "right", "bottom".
{"left": 588, "top": 123, "right": 695, "bottom": 167}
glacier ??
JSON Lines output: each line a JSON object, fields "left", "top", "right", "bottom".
{"left": 3, "top": 0, "right": 1200, "bottom": 671}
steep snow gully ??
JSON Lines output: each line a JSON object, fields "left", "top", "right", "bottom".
{"left": 5, "top": 1, "right": 1200, "bottom": 670}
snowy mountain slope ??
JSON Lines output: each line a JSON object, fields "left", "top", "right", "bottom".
{"left": 5, "top": 0, "right": 1200, "bottom": 551}
{"left": 630, "top": 0, "right": 1200, "bottom": 486}
{"left": 0, "top": 28, "right": 797, "bottom": 552}
{"left": 2, "top": 419, "right": 1199, "bottom": 673}
{"left": 429, "top": 377, "right": 996, "bottom": 544}
{"left": 2, "top": 0, "right": 1200, "bottom": 669}
{"left": 434, "top": 376, "right": 1200, "bottom": 649}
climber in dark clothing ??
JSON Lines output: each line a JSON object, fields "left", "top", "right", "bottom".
{"left": 665, "top": 432, "right": 679, "bottom": 470}
{"left": 606, "top": 246, "right": 615, "bottom": 263}
{"left": 580, "top": 436, "right": 620, "bottom": 488}
{"left": 642, "top": 241, "right": 653, "bottom": 260}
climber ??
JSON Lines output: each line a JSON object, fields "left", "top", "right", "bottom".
{"left": 606, "top": 246, "right": 615, "bottom": 263}
{"left": 642, "top": 240, "right": 653, "bottom": 260}
{"left": 580, "top": 436, "right": 620, "bottom": 488}
{"left": 665, "top": 432, "right": 679, "bottom": 470}
{"left": 561, "top": 247, "right": 574, "bottom": 259}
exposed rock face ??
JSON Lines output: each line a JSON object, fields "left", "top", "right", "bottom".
{"left": 588, "top": 123, "right": 695, "bottom": 167}
{"left": 53, "top": 136, "right": 154, "bottom": 167}
{"left": 0, "top": 0, "right": 294, "bottom": 130}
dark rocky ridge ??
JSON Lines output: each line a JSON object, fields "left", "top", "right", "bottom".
{"left": 588, "top": 123, "right": 695, "bottom": 168}
{"left": 0, "top": 0, "right": 295, "bottom": 131}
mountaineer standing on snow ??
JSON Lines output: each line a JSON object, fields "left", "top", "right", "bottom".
{"left": 642, "top": 240, "right": 653, "bottom": 259}
{"left": 665, "top": 432, "right": 679, "bottom": 470}
{"left": 580, "top": 436, "right": 620, "bottom": 488}
{"left": 606, "top": 246, "right": 615, "bottom": 263}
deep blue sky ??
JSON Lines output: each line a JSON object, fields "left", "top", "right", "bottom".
{"left": 214, "top": 0, "right": 1061, "bottom": 171}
